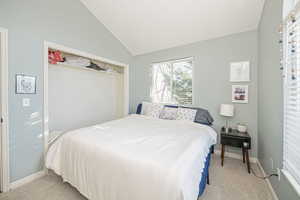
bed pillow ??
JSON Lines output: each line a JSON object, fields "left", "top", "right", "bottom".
{"left": 141, "top": 102, "right": 163, "bottom": 118}
{"left": 141, "top": 101, "right": 151, "bottom": 115}
{"left": 176, "top": 107, "right": 197, "bottom": 121}
{"left": 193, "top": 107, "right": 214, "bottom": 125}
{"left": 137, "top": 103, "right": 214, "bottom": 125}
{"left": 159, "top": 107, "right": 178, "bottom": 120}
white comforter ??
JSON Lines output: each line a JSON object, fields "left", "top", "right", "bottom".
{"left": 46, "top": 114, "right": 217, "bottom": 200}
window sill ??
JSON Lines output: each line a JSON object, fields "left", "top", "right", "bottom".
{"left": 281, "top": 169, "right": 300, "bottom": 197}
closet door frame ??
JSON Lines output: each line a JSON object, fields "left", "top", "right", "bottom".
{"left": 43, "top": 41, "right": 129, "bottom": 162}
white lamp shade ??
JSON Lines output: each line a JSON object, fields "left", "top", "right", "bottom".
{"left": 220, "top": 104, "right": 234, "bottom": 117}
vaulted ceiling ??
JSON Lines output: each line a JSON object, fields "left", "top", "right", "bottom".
{"left": 81, "top": 0, "right": 265, "bottom": 55}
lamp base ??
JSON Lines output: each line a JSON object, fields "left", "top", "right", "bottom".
{"left": 225, "top": 127, "right": 229, "bottom": 133}
{"left": 222, "top": 126, "right": 232, "bottom": 133}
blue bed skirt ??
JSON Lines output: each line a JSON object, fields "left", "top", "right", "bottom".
{"left": 198, "top": 146, "right": 212, "bottom": 197}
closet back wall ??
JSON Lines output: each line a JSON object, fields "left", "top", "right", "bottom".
{"left": 49, "top": 64, "right": 124, "bottom": 132}
{"left": 0, "top": 0, "right": 131, "bottom": 182}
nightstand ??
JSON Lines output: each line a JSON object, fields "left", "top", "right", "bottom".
{"left": 220, "top": 129, "right": 251, "bottom": 173}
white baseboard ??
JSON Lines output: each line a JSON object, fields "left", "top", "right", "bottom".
{"left": 214, "top": 149, "right": 257, "bottom": 163}
{"left": 257, "top": 160, "right": 279, "bottom": 200}
{"left": 10, "top": 170, "right": 45, "bottom": 190}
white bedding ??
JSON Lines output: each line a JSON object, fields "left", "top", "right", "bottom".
{"left": 46, "top": 114, "right": 217, "bottom": 200}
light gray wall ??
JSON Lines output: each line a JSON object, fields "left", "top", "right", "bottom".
{"left": 258, "top": 0, "right": 299, "bottom": 199}
{"left": 130, "top": 31, "right": 258, "bottom": 157}
{"left": 0, "top": 0, "right": 131, "bottom": 182}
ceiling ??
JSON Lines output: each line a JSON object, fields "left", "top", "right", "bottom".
{"left": 81, "top": 0, "right": 265, "bottom": 55}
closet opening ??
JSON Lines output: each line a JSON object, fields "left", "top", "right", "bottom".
{"left": 43, "top": 41, "right": 129, "bottom": 156}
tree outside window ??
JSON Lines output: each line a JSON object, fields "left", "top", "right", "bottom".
{"left": 151, "top": 58, "right": 193, "bottom": 105}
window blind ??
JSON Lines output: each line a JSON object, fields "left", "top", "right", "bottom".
{"left": 150, "top": 58, "right": 193, "bottom": 105}
{"left": 283, "top": 9, "right": 300, "bottom": 190}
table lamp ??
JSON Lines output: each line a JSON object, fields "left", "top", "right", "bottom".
{"left": 220, "top": 104, "right": 234, "bottom": 133}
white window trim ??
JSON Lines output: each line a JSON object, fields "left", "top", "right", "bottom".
{"left": 150, "top": 57, "right": 194, "bottom": 105}
{"left": 282, "top": 170, "right": 300, "bottom": 196}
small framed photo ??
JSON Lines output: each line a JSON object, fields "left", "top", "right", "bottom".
{"left": 232, "top": 85, "right": 248, "bottom": 103}
{"left": 15, "top": 74, "right": 37, "bottom": 94}
{"left": 230, "top": 61, "right": 250, "bottom": 82}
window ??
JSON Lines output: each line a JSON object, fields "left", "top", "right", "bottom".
{"left": 151, "top": 58, "right": 193, "bottom": 105}
{"left": 282, "top": 7, "right": 300, "bottom": 193}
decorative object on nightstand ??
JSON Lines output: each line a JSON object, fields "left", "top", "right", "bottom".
{"left": 220, "top": 129, "right": 251, "bottom": 173}
{"left": 220, "top": 104, "right": 234, "bottom": 133}
{"left": 237, "top": 123, "right": 247, "bottom": 133}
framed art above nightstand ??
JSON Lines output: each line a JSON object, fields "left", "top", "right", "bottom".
{"left": 232, "top": 85, "right": 248, "bottom": 104}
{"left": 230, "top": 61, "right": 250, "bottom": 82}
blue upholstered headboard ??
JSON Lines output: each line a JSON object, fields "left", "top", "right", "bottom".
{"left": 136, "top": 103, "right": 214, "bottom": 125}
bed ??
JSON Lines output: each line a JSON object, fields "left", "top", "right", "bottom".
{"left": 46, "top": 113, "right": 217, "bottom": 200}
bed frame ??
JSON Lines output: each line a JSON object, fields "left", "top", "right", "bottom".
{"left": 135, "top": 103, "right": 214, "bottom": 197}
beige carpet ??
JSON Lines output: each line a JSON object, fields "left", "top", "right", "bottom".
{"left": 0, "top": 154, "right": 274, "bottom": 200}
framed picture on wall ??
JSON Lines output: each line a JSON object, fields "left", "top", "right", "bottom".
{"left": 232, "top": 85, "right": 248, "bottom": 103}
{"left": 230, "top": 61, "right": 250, "bottom": 82}
{"left": 15, "top": 74, "right": 37, "bottom": 94}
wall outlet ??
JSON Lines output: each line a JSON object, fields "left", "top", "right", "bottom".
{"left": 270, "top": 158, "right": 274, "bottom": 170}
{"left": 277, "top": 168, "right": 281, "bottom": 181}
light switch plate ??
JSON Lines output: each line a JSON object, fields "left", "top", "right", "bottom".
{"left": 22, "top": 98, "right": 30, "bottom": 107}
{"left": 30, "top": 112, "right": 39, "bottom": 119}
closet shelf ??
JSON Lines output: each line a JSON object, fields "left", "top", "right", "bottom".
{"left": 48, "top": 48, "right": 124, "bottom": 75}
{"left": 49, "top": 62, "right": 122, "bottom": 76}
